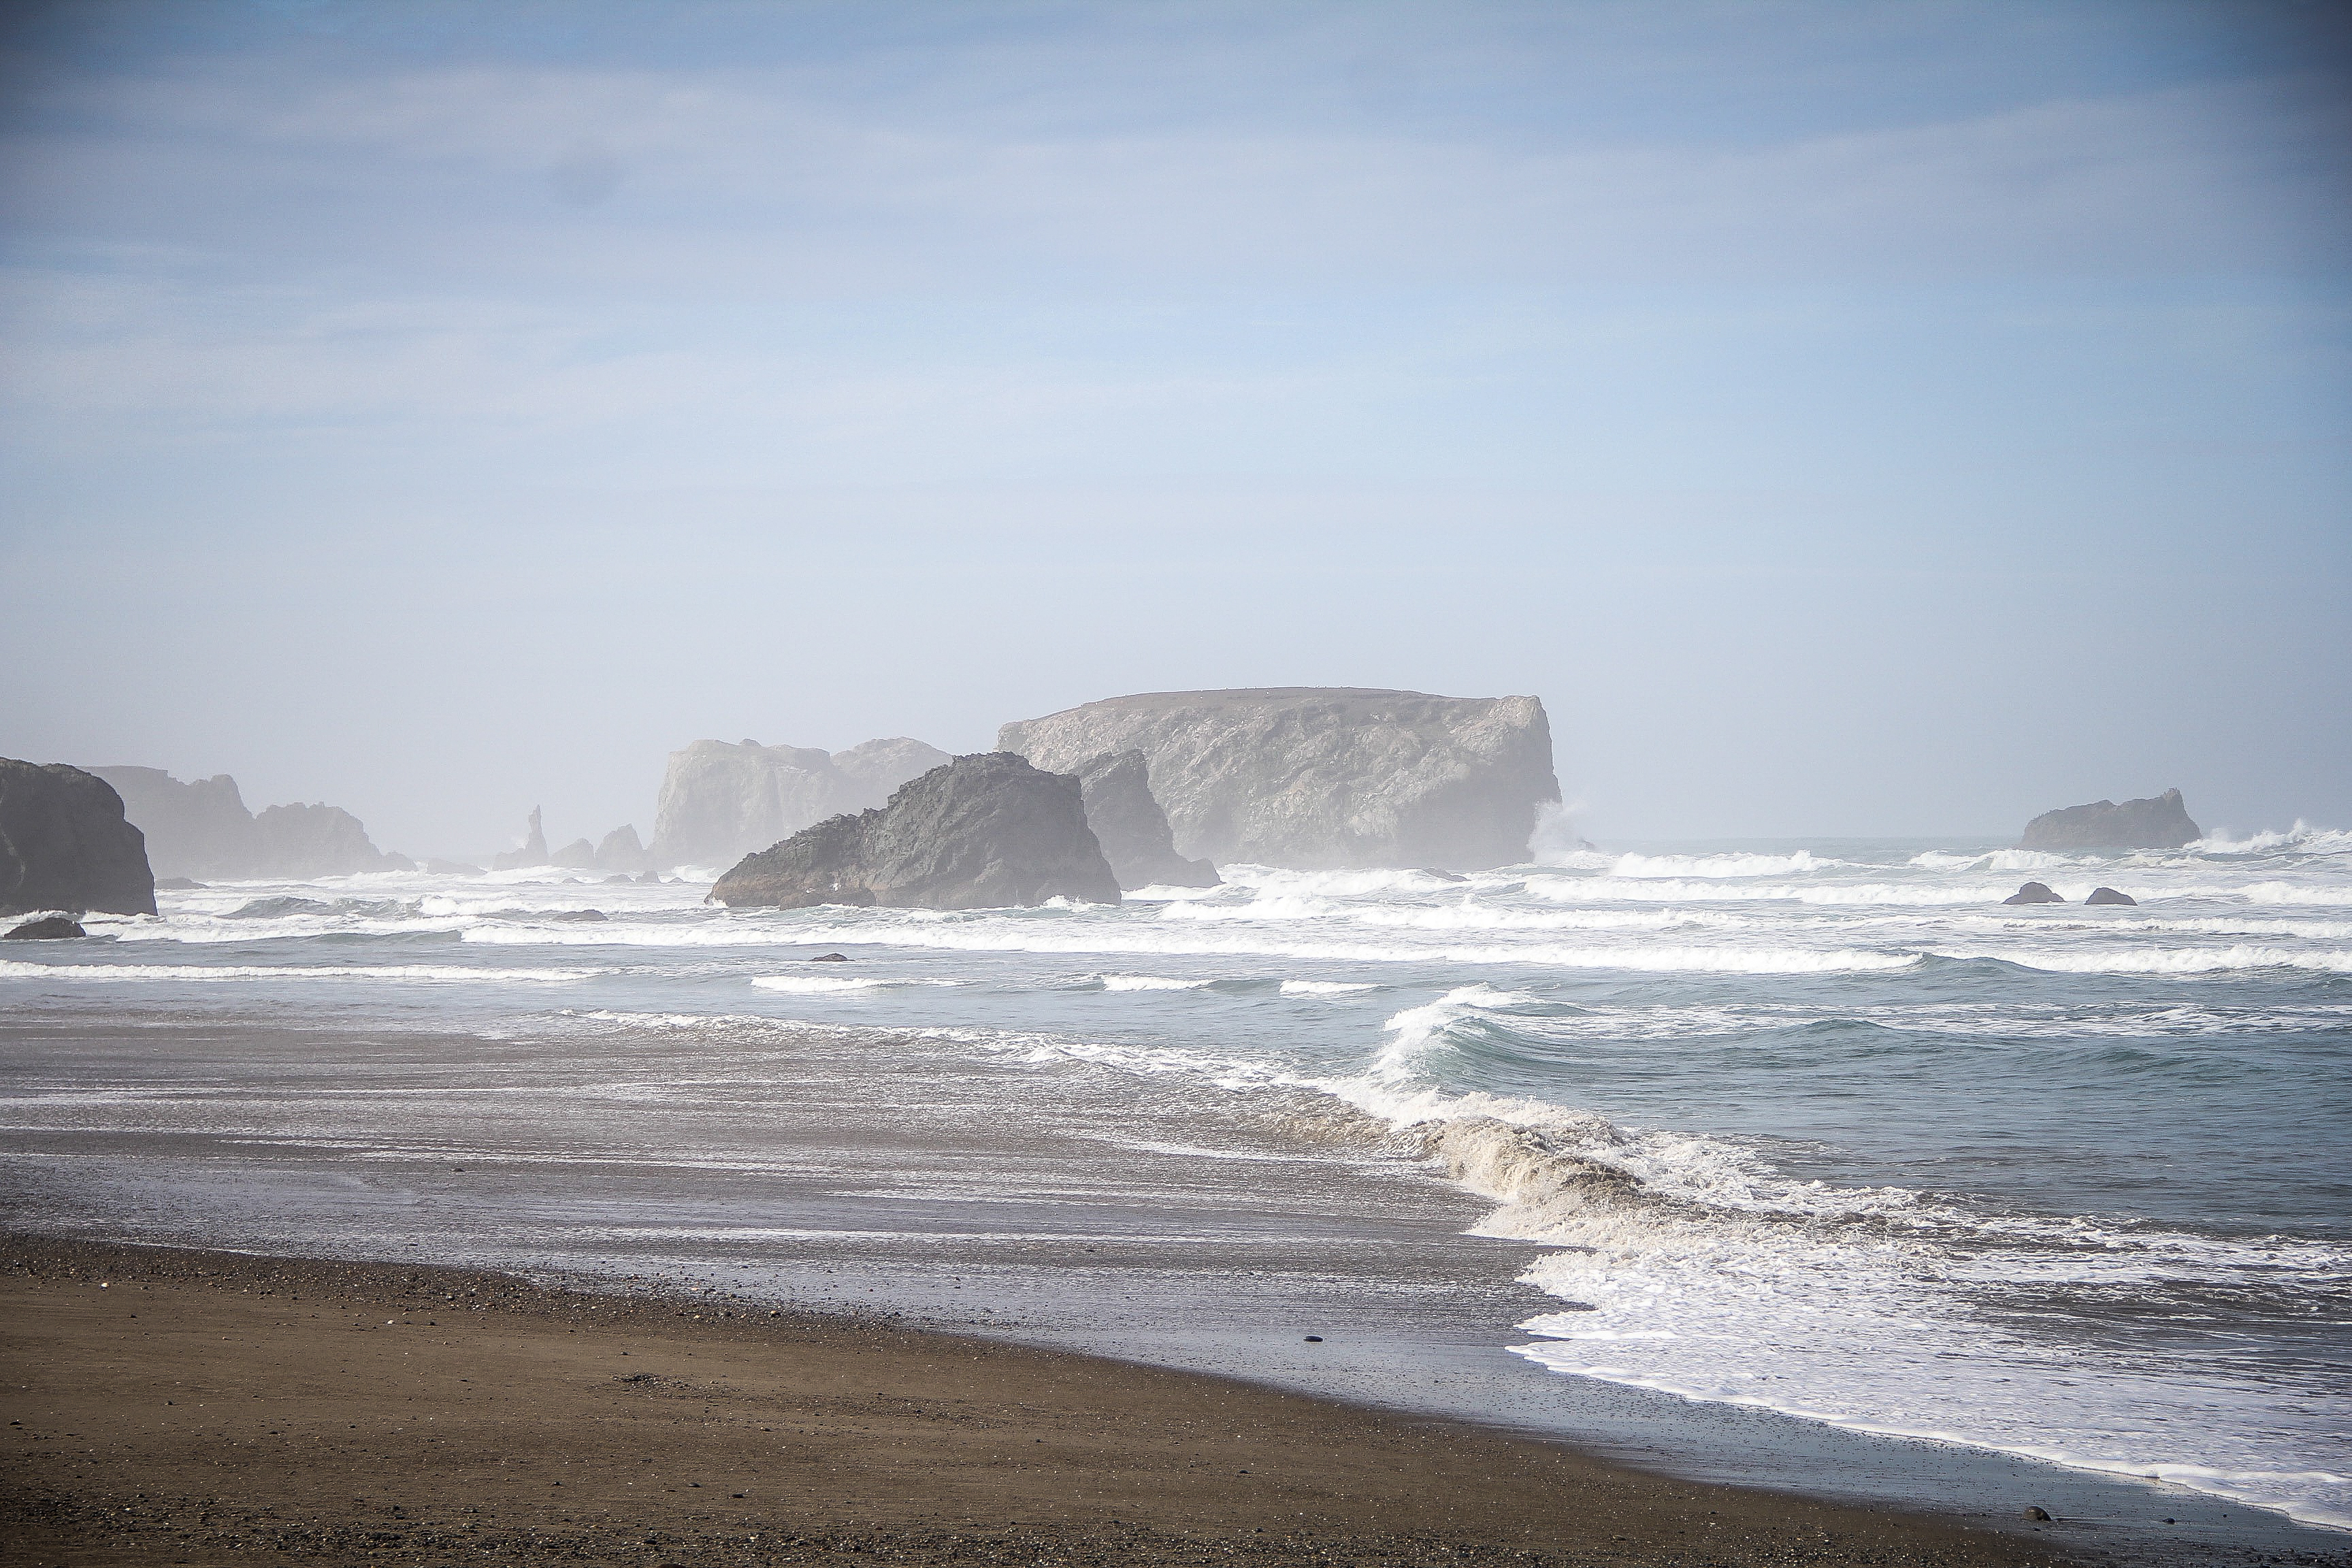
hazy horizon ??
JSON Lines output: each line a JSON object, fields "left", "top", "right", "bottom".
{"left": 5, "top": 1, "right": 2347, "bottom": 857}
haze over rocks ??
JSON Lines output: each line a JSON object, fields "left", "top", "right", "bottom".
{"left": 653, "top": 737, "right": 952, "bottom": 870}
{"left": 86, "top": 766, "right": 407, "bottom": 880}
{"left": 1072, "top": 750, "right": 1220, "bottom": 891}
{"left": 999, "top": 689, "right": 1562, "bottom": 871}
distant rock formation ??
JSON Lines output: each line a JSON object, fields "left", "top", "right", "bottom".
{"left": 2019, "top": 790, "right": 2201, "bottom": 851}
{"left": 90, "top": 766, "right": 408, "bottom": 879}
{"left": 710, "top": 753, "right": 1120, "bottom": 911}
{"left": 252, "top": 802, "right": 413, "bottom": 877}
{"left": 2002, "top": 881, "right": 2065, "bottom": 905}
{"left": 549, "top": 836, "right": 600, "bottom": 870}
{"left": 594, "top": 825, "right": 653, "bottom": 875}
{"left": 1, "top": 760, "right": 157, "bottom": 916}
{"left": 491, "top": 807, "right": 551, "bottom": 871}
{"left": 651, "top": 736, "right": 951, "bottom": 869}
{"left": 1072, "top": 750, "right": 1220, "bottom": 890}
{"left": 998, "top": 689, "right": 1561, "bottom": 870}
{"left": 2085, "top": 886, "right": 2138, "bottom": 906}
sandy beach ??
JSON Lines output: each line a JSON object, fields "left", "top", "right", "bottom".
{"left": 0, "top": 1235, "right": 2091, "bottom": 1568}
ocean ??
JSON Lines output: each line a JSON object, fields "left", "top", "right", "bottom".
{"left": 4, "top": 830, "right": 2347, "bottom": 1558}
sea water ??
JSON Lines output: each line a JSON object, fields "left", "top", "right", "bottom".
{"left": 2, "top": 830, "right": 2346, "bottom": 1547}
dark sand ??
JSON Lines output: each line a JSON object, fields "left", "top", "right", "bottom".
{"left": 2, "top": 1237, "right": 2100, "bottom": 1568}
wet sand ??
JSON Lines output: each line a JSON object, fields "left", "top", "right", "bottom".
{"left": 0, "top": 1237, "right": 2089, "bottom": 1568}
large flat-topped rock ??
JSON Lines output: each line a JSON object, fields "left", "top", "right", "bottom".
{"left": 998, "top": 688, "right": 1560, "bottom": 870}
{"left": 2019, "top": 789, "right": 2202, "bottom": 851}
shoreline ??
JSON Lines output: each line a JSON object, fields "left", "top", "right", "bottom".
{"left": 0, "top": 1233, "right": 2100, "bottom": 1568}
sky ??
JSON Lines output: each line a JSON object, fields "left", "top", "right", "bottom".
{"left": 1, "top": 0, "right": 2347, "bottom": 857}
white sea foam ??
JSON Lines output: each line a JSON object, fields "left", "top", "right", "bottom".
{"left": 749, "top": 975, "right": 896, "bottom": 994}
{"left": 1096, "top": 974, "right": 1216, "bottom": 991}
{"left": 1609, "top": 850, "right": 1853, "bottom": 879}
{"left": 1279, "top": 979, "right": 1377, "bottom": 996}
{"left": 1946, "top": 944, "right": 2352, "bottom": 976}
{"left": 0, "top": 960, "right": 607, "bottom": 983}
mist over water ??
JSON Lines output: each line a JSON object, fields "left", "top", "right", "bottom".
{"left": 4, "top": 827, "right": 2347, "bottom": 1543}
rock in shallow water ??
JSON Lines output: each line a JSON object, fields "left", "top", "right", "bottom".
{"left": 2085, "top": 886, "right": 2138, "bottom": 906}
{"left": 710, "top": 753, "right": 1120, "bottom": 911}
{"left": 4, "top": 915, "right": 87, "bottom": 940}
{"left": 1071, "top": 750, "right": 1220, "bottom": 890}
{"left": 1, "top": 760, "right": 156, "bottom": 917}
{"left": 2002, "top": 881, "right": 2065, "bottom": 905}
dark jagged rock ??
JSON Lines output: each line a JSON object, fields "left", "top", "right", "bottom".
{"left": 2085, "top": 886, "right": 2138, "bottom": 906}
{"left": 491, "top": 807, "right": 551, "bottom": 871}
{"left": 0, "top": 760, "right": 157, "bottom": 917}
{"left": 2019, "top": 789, "right": 2201, "bottom": 851}
{"left": 5, "top": 915, "right": 87, "bottom": 939}
{"left": 2003, "top": 881, "right": 2065, "bottom": 905}
{"left": 999, "top": 688, "right": 1561, "bottom": 870}
{"left": 549, "top": 909, "right": 608, "bottom": 922}
{"left": 1071, "top": 750, "right": 1220, "bottom": 891}
{"left": 808, "top": 952, "right": 850, "bottom": 962}
{"left": 710, "top": 753, "right": 1120, "bottom": 911}
{"left": 90, "top": 766, "right": 405, "bottom": 877}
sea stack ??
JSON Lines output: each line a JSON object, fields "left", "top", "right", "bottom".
{"left": 2019, "top": 790, "right": 2201, "bottom": 851}
{"left": 91, "top": 766, "right": 408, "bottom": 878}
{"left": 2002, "top": 881, "right": 2065, "bottom": 905}
{"left": 710, "top": 753, "right": 1119, "bottom": 911}
{"left": 1, "top": 759, "right": 158, "bottom": 916}
{"left": 997, "top": 688, "right": 1561, "bottom": 870}
{"left": 1071, "top": 750, "right": 1220, "bottom": 890}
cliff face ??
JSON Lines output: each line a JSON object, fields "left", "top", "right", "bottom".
{"left": 1073, "top": 750, "right": 1220, "bottom": 890}
{"left": 650, "top": 736, "right": 950, "bottom": 868}
{"left": 709, "top": 753, "right": 1120, "bottom": 911}
{"left": 1, "top": 760, "right": 157, "bottom": 916}
{"left": 2019, "top": 789, "right": 2202, "bottom": 851}
{"left": 90, "top": 766, "right": 404, "bottom": 879}
{"left": 998, "top": 689, "right": 1561, "bottom": 870}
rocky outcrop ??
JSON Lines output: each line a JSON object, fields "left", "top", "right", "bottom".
{"left": 5, "top": 915, "right": 86, "bottom": 939}
{"left": 1071, "top": 751, "right": 1220, "bottom": 889}
{"left": 251, "top": 803, "right": 412, "bottom": 877}
{"left": 549, "top": 836, "right": 600, "bottom": 870}
{"left": 2002, "top": 882, "right": 2065, "bottom": 905}
{"left": 1, "top": 760, "right": 157, "bottom": 916}
{"left": 91, "top": 766, "right": 407, "bottom": 879}
{"left": 2019, "top": 790, "right": 2201, "bottom": 851}
{"left": 491, "top": 807, "right": 551, "bottom": 871}
{"left": 710, "top": 753, "right": 1120, "bottom": 911}
{"left": 594, "top": 826, "right": 653, "bottom": 875}
{"left": 2085, "top": 886, "right": 2138, "bottom": 906}
{"left": 998, "top": 689, "right": 1561, "bottom": 870}
{"left": 651, "top": 736, "right": 950, "bottom": 870}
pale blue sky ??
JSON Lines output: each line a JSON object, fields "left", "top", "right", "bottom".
{"left": 2, "top": 1, "right": 2346, "bottom": 855}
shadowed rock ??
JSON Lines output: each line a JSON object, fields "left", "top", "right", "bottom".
{"left": 1072, "top": 751, "right": 1220, "bottom": 891}
{"left": 710, "top": 753, "right": 1119, "bottom": 911}
{"left": 491, "top": 807, "right": 551, "bottom": 872}
{"left": 252, "top": 802, "right": 414, "bottom": 877}
{"left": 5, "top": 915, "right": 87, "bottom": 939}
{"left": 998, "top": 688, "right": 1560, "bottom": 870}
{"left": 2019, "top": 790, "right": 2201, "bottom": 851}
{"left": 2085, "top": 886, "right": 2138, "bottom": 906}
{"left": 1, "top": 760, "right": 157, "bottom": 917}
{"left": 593, "top": 825, "right": 653, "bottom": 875}
{"left": 549, "top": 836, "right": 600, "bottom": 870}
{"left": 2002, "top": 881, "right": 2065, "bottom": 905}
